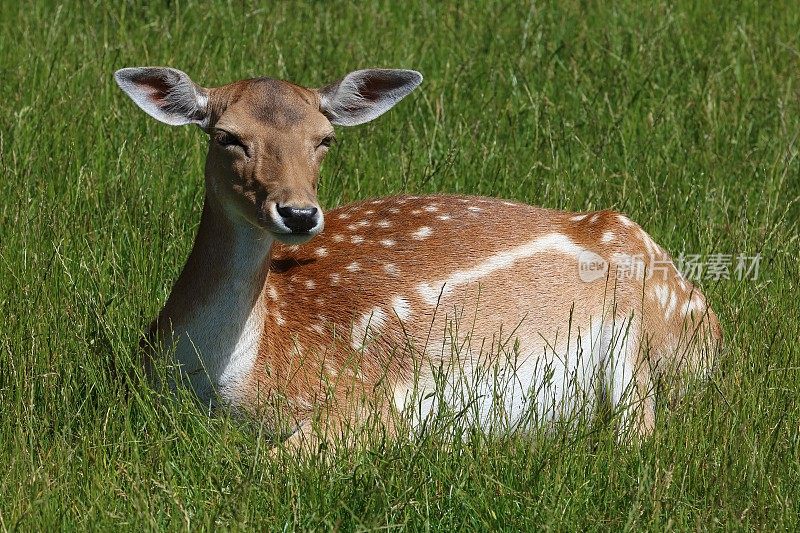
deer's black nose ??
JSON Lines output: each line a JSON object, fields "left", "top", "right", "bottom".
{"left": 276, "top": 204, "right": 319, "bottom": 233}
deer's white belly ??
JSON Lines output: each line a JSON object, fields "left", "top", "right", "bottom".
{"left": 393, "top": 318, "right": 637, "bottom": 432}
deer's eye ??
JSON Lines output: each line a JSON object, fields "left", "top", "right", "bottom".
{"left": 214, "top": 130, "right": 248, "bottom": 155}
{"left": 318, "top": 134, "right": 335, "bottom": 149}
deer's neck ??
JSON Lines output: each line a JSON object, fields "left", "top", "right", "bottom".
{"left": 158, "top": 194, "right": 273, "bottom": 407}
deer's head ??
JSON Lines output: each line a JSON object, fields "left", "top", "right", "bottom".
{"left": 115, "top": 67, "right": 422, "bottom": 244}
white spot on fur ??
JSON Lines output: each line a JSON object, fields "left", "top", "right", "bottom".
{"left": 654, "top": 284, "right": 670, "bottom": 308}
{"left": 468, "top": 206, "right": 482, "bottom": 213}
{"left": 337, "top": 212, "right": 350, "bottom": 220}
{"left": 312, "top": 324, "right": 325, "bottom": 335}
{"left": 365, "top": 210, "right": 374, "bottom": 215}
{"left": 424, "top": 204, "right": 438, "bottom": 212}
{"left": 333, "top": 234, "right": 345, "bottom": 242}
{"left": 411, "top": 209, "right": 422, "bottom": 215}
{"left": 351, "top": 235, "right": 364, "bottom": 244}
{"left": 665, "top": 290, "right": 679, "bottom": 320}
{"left": 377, "top": 220, "right": 392, "bottom": 228}
{"left": 589, "top": 214, "right": 600, "bottom": 224}
{"left": 352, "top": 307, "right": 388, "bottom": 351}
{"left": 304, "top": 279, "right": 316, "bottom": 290}
{"left": 683, "top": 294, "right": 706, "bottom": 317}
{"left": 618, "top": 215, "right": 635, "bottom": 227}
{"left": 570, "top": 214, "right": 587, "bottom": 222}
{"left": 601, "top": 231, "right": 615, "bottom": 243}
{"left": 391, "top": 296, "right": 412, "bottom": 322}
{"left": 346, "top": 261, "right": 361, "bottom": 272}
{"left": 389, "top": 208, "right": 400, "bottom": 214}
{"left": 330, "top": 273, "right": 341, "bottom": 284}
{"left": 416, "top": 282, "right": 441, "bottom": 306}
{"left": 502, "top": 201, "right": 517, "bottom": 207}
{"left": 380, "top": 239, "right": 396, "bottom": 247}
{"left": 413, "top": 226, "right": 433, "bottom": 240}
{"left": 314, "top": 247, "right": 328, "bottom": 258}
{"left": 384, "top": 263, "right": 399, "bottom": 276}
{"left": 267, "top": 285, "right": 278, "bottom": 300}
{"left": 392, "top": 382, "right": 409, "bottom": 412}
{"left": 356, "top": 220, "right": 370, "bottom": 228}
{"left": 437, "top": 214, "right": 452, "bottom": 221}
{"left": 275, "top": 312, "right": 285, "bottom": 326}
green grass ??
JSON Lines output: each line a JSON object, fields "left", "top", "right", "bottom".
{"left": 2, "top": 0, "right": 799, "bottom": 529}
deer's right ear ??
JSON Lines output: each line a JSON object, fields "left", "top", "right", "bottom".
{"left": 114, "top": 67, "right": 209, "bottom": 127}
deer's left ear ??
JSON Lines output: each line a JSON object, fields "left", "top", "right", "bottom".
{"left": 114, "top": 67, "right": 209, "bottom": 127}
{"left": 318, "top": 69, "right": 422, "bottom": 126}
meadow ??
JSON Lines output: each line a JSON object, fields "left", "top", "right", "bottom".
{"left": 1, "top": 0, "right": 799, "bottom": 529}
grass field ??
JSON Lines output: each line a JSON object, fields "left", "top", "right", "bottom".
{"left": 2, "top": 0, "right": 800, "bottom": 529}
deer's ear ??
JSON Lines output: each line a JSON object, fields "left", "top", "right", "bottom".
{"left": 318, "top": 69, "right": 422, "bottom": 126}
{"left": 114, "top": 67, "right": 209, "bottom": 127}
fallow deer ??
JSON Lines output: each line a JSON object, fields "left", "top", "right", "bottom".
{"left": 115, "top": 66, "right": 722, "bottom": 451}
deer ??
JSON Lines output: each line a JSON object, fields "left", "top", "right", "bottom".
{"left": 114, "top": 66, "right": 722, "bottom": 452}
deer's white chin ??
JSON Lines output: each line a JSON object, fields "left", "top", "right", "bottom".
{"left": 270, "top": 230, "right": 319, "bottom": 245}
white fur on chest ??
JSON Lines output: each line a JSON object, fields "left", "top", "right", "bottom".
{"left": 167, "top": 230, "right": 270, "bottom": 408}
{"left": 171, "top": 291, "right": 264, "bottom": 407}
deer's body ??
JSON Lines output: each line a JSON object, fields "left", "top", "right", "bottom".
{"left": 153, "top": 192, "right": 721, "bottom": 440}
{"left": 117, "top": 66, "right": 721, "bottom": 449}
